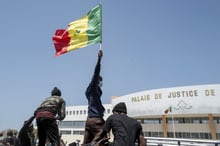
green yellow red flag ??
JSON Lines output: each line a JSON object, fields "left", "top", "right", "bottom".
{"left": 52, "top": 4, "right": 102, "bottom": 56}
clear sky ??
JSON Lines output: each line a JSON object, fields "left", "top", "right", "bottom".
{"left": 0, "top": 0, "right": 219, "bottom": 131}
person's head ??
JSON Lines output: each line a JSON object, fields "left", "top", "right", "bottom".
{"left": 51, "top": 87, "right": 62, "bottom": 96}
{"left": 112, "top": 102, "right": 127, "bottom": 114}
{"left": 98, "top": 75, "right": 103, "bottom": 87}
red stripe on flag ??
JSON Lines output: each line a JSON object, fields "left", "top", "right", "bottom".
{"left": 52, "top": 29, "right": 71, "bottom": 56}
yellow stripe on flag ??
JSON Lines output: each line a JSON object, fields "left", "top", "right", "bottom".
{"left": 67, "top": 16, "right": 89, "bottom": 52}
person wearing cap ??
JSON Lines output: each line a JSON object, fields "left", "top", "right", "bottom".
{"left": 34, "top": 87, "right": 66, "bottom": 146}
{"left": 98, "top": 102, "right": 146, "bottom": 146}
{"left": 82, "top": 50, "right": 105, "bottom": 145}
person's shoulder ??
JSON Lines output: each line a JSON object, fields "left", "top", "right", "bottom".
{"left": 57, "top": 96, "right": 66, "bottom": 102}
{"left": 106, "top": 114, "right": 116, "bottom": 120}
{"left": 58, "top": 95, "right": 64, "bottom": 99}
{"left": 108, "top": 114, "right": 115, "bottom": 118}
{"left": 109, "top": 113, "right": 127, "bottom": 121}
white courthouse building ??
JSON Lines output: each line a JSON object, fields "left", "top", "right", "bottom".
{"left": 58, "top": 104, "right": 112, "bottom": 144}
{"left": 59, "top": 84, "right": 220, "bottom": 144}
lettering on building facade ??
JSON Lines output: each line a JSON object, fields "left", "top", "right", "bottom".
{"left": 131, "top": 88, "right": 216, "bottom": 103}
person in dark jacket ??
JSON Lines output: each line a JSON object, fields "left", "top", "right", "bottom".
{"left": 99, "top": 102, "right": 145, "bottom": 146}
{"left": 35, "top": 87, "right": 66, "bottom": 146}
{"left": 15, "top": 115, "right": 35, "bottom": 146}
{"left": 82, "top": 50, "right": 105, "bottom": 145}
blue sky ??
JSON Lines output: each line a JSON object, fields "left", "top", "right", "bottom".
{"left": 0, "top": 0, "right": 219, "bottom": 131}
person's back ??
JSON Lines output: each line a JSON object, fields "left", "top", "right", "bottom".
{"left": 105, "top": 114, "right": 141, "bottom": 146}
{"left": 35, "top": 87, "right": 66, "bottom": 146}
{"left": 102, "top": 102, "right": 142, "bottom": 146}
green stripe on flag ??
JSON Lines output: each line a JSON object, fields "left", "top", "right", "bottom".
{"left": 87, "top": 3, "right": 102, "bottom": 44}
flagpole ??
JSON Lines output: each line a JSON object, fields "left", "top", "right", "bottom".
{"left": 99, "top": 43, "right": 102, "bottom": 51}
{"left": 171, "top": 106, "right": 176, "bottom": 138}
{"left": 99, "top": 1, "right": 102, "bottom": 51}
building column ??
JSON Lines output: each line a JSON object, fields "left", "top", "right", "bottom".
{"left": 208, "top": 113, "right": 217, "bottom": 140}
{"left": 162, "top": 115, "right": 167, "bottom": 138}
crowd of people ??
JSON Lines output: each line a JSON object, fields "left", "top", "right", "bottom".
{"left": 0, "top": 50, "right": 146, "bottom": 146}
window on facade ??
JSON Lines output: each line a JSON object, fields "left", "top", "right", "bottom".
{"left": 144, "top": 132, "right": 162, "bottom": 137}
{"left": 107, "top": 109, "right": 111, "bottom": 114}
{"left": 176, "top": 132, "right": 181, "bottom": 138}
{"left": 143, "top": 132, "right": 150, "bottom": 137}
{"left": 214, "top": 117, "right": 220, "bottom": 124}
{"left": 176, "top": 118, "right": 184, "bottom": 123}
{"left": 186, "top": 132, "right": 191, "bottom": 138}
{"left": 143, "top": 118, "right": 161, "bottom": 124}
{"left": 73, "top": 110, "right": 75, "bottom": 115}
{"left": 60, "top": 130, "right": 71, "bottom": 135}
{"left": 193, "top": 118, "right": 200, "bottom": 124}
{"left": 166, "top": 117, "right": 209, "bottom": 124}
{"left": 69, "top": 111, "right": 72, "bottom": 115}
{"left": 167, "top": 132, "right": 211, "bottom": 139}
{"left": 182, "top": 132, "right": 187, "bottom": 138}
{"left": 192, "top": 117, "right": 209, "bottom": 124}
{"left": 73, "top": 131, "right": 84, "bottom": 135}
{"left": 201, "top": 118, "right": 208, "bottom": 124}
{"left": 74, "top": 121, "right": 85, "bottom": 127}
{"left": 167, "top": 132, "right": 174, "bottom": 138}
{"left": 191, "top": 132, "right": 199, "bottom": 138}
{"left": 167, "top": 118, "right": 175, "bottom": 124}
{"left": 216, "top": 133, "right": 220, "bottom": 139}
{"left": 59, "top": 121, "right": 72, "bottom": 127}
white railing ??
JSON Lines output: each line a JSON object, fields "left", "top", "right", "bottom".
{"left": 144, "top": 137, "right": 220, "bottom": 146}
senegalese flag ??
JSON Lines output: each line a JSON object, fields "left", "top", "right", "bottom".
{"left": 164, "top": 106, "right": 172, "bottom": 114}
{"left": 52, "top": 4, "right": 102, "bottom": 56}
